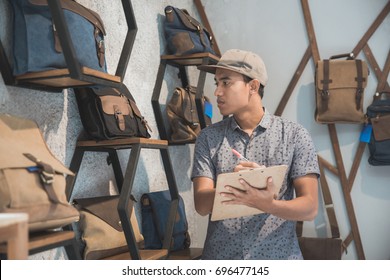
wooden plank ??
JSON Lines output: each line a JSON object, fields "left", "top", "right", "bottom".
{"left": 76, "top": 137, "right": 168, "bottom": 149}
{"left": 101, "top": 249, "right": 168, "bottom": 260}
{"left": 168, "top": 247, "right": 203, "bottom": 260}
{"left": 194, "top": 0, "right": 221, "bottom": 57}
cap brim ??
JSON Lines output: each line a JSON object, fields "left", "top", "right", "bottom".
{"left": 197, "top": 64, "right": 250, "bottom": 77}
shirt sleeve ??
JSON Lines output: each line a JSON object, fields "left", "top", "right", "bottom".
{"left": 191, "top": 129, "right": 215, "bottom": 181}
{"left": 290, "top": 125, "right": 320, "bottom": 179}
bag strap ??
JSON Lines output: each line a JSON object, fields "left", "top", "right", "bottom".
{"left": 23, "top": 153, "right": 61, "bottom": 204}
{"left": 297, "top": 158, "right": 341, "bottom": 239}
{"left": 320, "top": 59, "right": 331, "bottom": 113}
{"left": 354, "top": 59, "right": 365, "bottom": 111}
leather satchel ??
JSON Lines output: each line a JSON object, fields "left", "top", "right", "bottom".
{"left": 9, "top": 0, "right": 106, "bottom": 75}
{"left": 315, "top": 54, "right": 369, "bottom": 124}
{"left": 74, "top": 84, "right": 152, "bottom": 140}
{"left": 166, "top": 86, "right": 211, "bottom": 144}
{"left": 141, "top": 190, "right": 190, "bottom": 252}
{"left": 0, "top": 114, "right": 79, "bottom": 232}
{"left": 366, "top": 91, "right": 390, "bottom": 166}
{"left": 164, "top": 5, "right": 215, "bottom": 56}
{"left": 73, "top": 195, "right": 144, "bottom": 260}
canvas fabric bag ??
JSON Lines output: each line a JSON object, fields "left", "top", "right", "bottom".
{"left": 366, "top": 91, "right": 390, "bottom": 166}
{"left": 166, "top": 86, "right": 211, "bottom": 144}
{"left": 74, "top": 84, "right": 152, "bottom": 140}
{"left": 0, "top": 114, "right": 79, "bottom": 232}
{"left": 73, "top": 195, "right": 144, "bottom": 260}
{"left": 315, "top": 54, "right": 369, "bottom": 124}
{"left": 140, "top": 190, "right": 190, "bottom": 252}
{"left": 9, "top": 0, "right": 106, "bottom": 76}
{"left": 164, "top": 5, "right": 215, "bottom": 56}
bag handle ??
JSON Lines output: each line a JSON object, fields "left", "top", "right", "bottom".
{"left": 329, "top": 53, "right": 355, "bottom": 60}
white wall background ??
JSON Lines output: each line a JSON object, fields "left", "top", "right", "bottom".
{"left": 0, "top": 0, "right": 389, "bottom": 260}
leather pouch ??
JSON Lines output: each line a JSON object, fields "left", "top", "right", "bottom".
{"left": 0, "top": 114, "right": 79, "bottom": 232}
{"left": 298, "top": 237, "right": 342, "bottom": 260}
{"left": 74, "top": 195, "right": 144, "bottom": 260}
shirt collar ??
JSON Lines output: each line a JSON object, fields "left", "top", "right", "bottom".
{"left": 230, "top": 108, "right": 271, "bottom": 131}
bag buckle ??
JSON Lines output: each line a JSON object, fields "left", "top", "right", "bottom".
{"left": 39, "top": 170, "right": 54, "bottom": 185}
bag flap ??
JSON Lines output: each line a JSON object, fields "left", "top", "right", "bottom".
{"left": 29, "top": 0, "right": 106, "bottom": 35}
{"left": 99, "top": 95, "right": 132, "bottom": 117}
{"left": 0, "top": 114, "right": 73, "bottom": 175}
{"left": 74, "top": 195, "right": 128, "bottom": 231}
{"left": 371, "top": 114, "right": 390, "bottom": 141}
{"left": 316, "top": 60, "right": 369, "bottom": 90}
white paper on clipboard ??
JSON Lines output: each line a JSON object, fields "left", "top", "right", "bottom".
{"left": 210, "top": 165, "right": 288, "bottom": 221}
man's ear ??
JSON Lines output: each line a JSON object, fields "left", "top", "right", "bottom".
{"left": 249, "top": 79, "right": 260, "bottom": 92}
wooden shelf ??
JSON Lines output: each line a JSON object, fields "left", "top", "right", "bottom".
{"left": 0, "top": 230, "right": 79, "bottom": 258}
{"left": 14, "top": 67, "right": 121, "bottom": 89}
{"left": 101, "top": 249, "right": 169, "bottom": 260}
{"left": 168, "top": 247, "right": 203, "bottom": 260}
{"left": 161, "top": 52, "right": 219, "bottom": 67}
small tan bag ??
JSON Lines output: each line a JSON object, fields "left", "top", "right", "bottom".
{"left": 0, "top": 114, "right": 79, "bottom": 232}
{"left": 166, "top": 86, "right": 211, "bottom": 143}
{"left": 73, "top": 195, "right": 144, "bottom": 260}
{"left": 315, "top": 54, "right": 369, "bottom": 124}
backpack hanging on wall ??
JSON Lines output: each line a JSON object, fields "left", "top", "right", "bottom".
{"left": 315, "top": 53, "right": 369, "bottom": 124}
{"left": 365, "top": 91, "right": 390, "bottom": 166}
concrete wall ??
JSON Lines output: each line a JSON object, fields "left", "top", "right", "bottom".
{"left": 0, "top": 0, "right": 389, "bottom": 260}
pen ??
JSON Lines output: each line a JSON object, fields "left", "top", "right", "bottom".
{"left": 231, "top": 148, "right": 250, "bottom": 162}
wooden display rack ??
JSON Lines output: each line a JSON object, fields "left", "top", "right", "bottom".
{"left": 275, "top": 0, "right": 390, "bottom": 259}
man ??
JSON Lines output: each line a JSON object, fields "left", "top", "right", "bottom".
{"left": 191, "top": 49, "right": 320, "bottom": 259}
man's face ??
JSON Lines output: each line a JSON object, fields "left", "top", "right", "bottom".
{"left": 213, "top": 68, "right": 252, "bottom": 116}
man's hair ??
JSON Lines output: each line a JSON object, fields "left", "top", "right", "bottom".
{"left": 243, "top": 75, "right": 265, "bottom": 98}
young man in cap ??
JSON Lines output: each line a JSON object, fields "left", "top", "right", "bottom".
{"left": 191, "top": 49, "right": 320, "bottom": 259}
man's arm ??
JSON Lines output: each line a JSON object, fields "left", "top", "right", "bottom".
{"left": 193, "top": 176, "right": 215, "bottom": 216}
{"left": 221, "top": 173, "right": 319, "bottom": 221}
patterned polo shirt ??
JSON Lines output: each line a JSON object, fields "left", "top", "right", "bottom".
{"left": 191, "top": 110, "right": 320, "bottom": 259}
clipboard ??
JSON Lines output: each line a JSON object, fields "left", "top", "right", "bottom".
{"left": 210, "top": 165, "right": 288, "bottom": 221}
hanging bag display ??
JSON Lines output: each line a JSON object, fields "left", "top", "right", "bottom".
{"left": 74, "top": 84, "right": 152, "bottom": 140}
{"left": 365, "top": 91, "right": 390, "bottom": 166}
{"left": 166, "top": 86, "right": 212, "bottom": 144}
{"left": 315, "top": 53, "right": 369, "bottom": 124}
{"left": 9, "top": 0, "right": 107, "bottom": 76}
{"left": 164, "top": 5, "right": 215, "bottom": 56}
{"left": 0, "top": 114, "right": 79, "bottom": 232}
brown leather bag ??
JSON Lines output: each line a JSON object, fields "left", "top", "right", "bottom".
{"left": 73, "top": 195, "right": 144, "bottom": 260}
{"left": 0, "top": 114, "right": 79, "bottom": 232}
{"left": 166, "top": 86, "right": 211, "bottom": 144}
{"left": 315, "top": 54, "right": 369, "bottom": 124}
